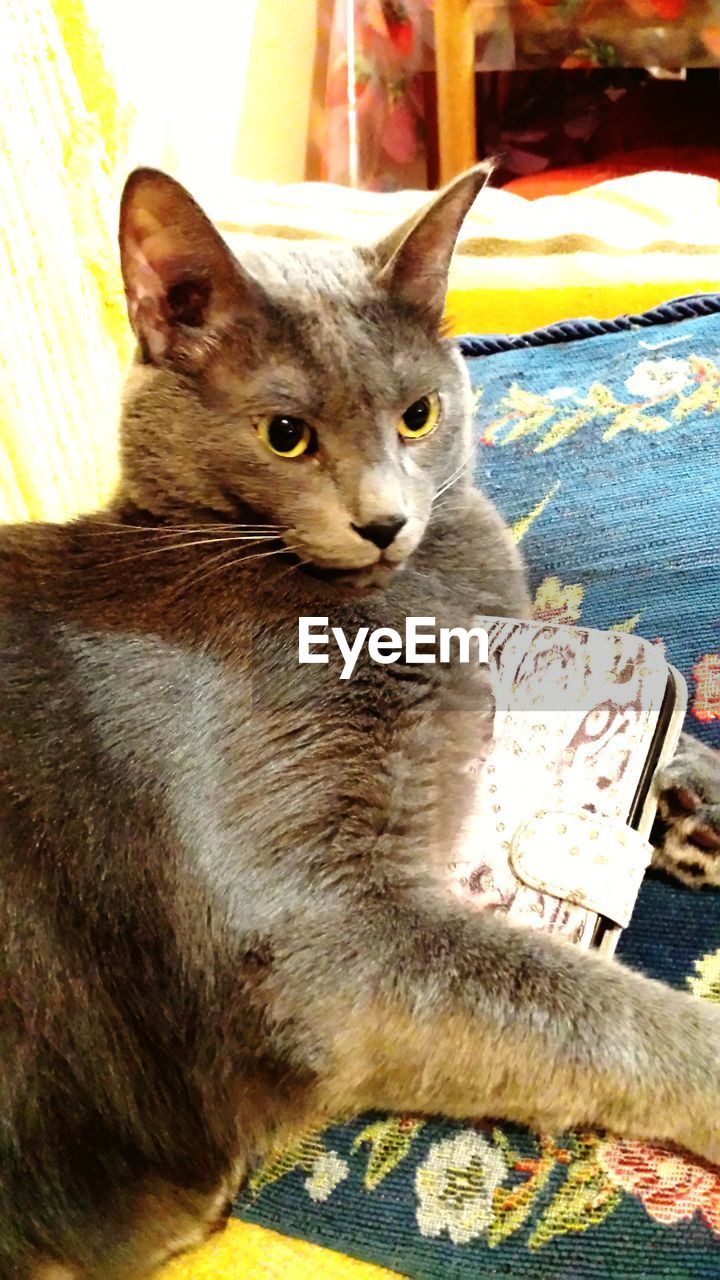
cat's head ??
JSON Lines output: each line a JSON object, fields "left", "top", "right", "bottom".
{"left": 116, "top": 165, "right": 490, "bottom": 589}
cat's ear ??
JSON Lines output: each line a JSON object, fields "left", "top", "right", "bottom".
{"left": 372, "top": 162, "right": 493, "bottom": 328}
{"left": 119, "top": 168, "right": 263, "bottom": 364}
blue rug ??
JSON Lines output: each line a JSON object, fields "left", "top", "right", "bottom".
{"left": 234, "top": 298, "right": 720, "bottom": 1277}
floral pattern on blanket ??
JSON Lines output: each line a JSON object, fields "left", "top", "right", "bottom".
{"left": 237, "top": 948, "right": 720, "bottom": 1257}
{"left": 482, "top": 354, "right": 720, "bottom": 451}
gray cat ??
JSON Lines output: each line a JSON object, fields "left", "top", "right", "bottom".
{"left": 1, "top": 166, "right": 719, "bottom": 1280}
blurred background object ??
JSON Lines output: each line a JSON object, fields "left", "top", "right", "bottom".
{"left": 3, "top": 0, "right": 720, "bottom": 528}
{"left": 318, "top": 0, "right": 720, "bottom": 189}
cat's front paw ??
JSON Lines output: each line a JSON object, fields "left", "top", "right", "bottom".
{"left": 652, "top": 734, "right": 720, "bottom": 888}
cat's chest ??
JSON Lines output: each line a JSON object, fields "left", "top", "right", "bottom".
{"left": 209, "top": 578, "right": 493, "bottom": 849}
{"left": 60, "top": 566, "right": 492, "bottom": 888}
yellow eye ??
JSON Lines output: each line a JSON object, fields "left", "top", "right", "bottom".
{"left": 257, "top": 415, "right": 313, "bottom": 458}
{"left": 397, "top": 392, "right": 440, "bottom": 440}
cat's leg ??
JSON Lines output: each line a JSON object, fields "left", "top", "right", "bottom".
{"left": 652, "top": 732, "right": 720, "bottom": 887}
{"left": 282, "top": 894, "right": 720, "bottom": 1166}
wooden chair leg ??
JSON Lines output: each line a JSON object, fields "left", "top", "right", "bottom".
{"left": 433, "top": 0, "right": 478, "bottom": 183}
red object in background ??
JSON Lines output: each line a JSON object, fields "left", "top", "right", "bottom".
{"left": 651, "top": 0, "right": 688, "bottom": 19}
{"left": 381, "top": 100, "right": 419, "bottom": 163}
{"left": 386, "top": 16, "right": 414, "bottom": 56}
{"left": 502, "top": 145, "right": 720, "bottom": 197}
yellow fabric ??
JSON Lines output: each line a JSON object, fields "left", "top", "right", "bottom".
{"left": 207, "top": 170, "right": 720, "bottom": 338}
{"left": 0, "top": 0, "right": 132, "bottom": 524}
{"left": 160, "top": 1220, "right": 400, "bottom": 1280}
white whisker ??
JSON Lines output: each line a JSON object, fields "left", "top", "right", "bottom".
{"left": 431, "top": 492, "right": 465, "bottom": 515}
{"left": 97, "top": 534, "right": 281, "bottom": 569}
{"left": 84, "top": 521, "right": 281, "bottom": 536}
{"left": 273, "top": 556, "right": 312, "bottom": 586}
{"left": 432, "top": 447, "right": 476, "bottom": 502}
{"left": 164, "top": 543, "right": 250, "bottom": 601}
{"left": 168, "top": 543, "right": 298, "bottom": 600}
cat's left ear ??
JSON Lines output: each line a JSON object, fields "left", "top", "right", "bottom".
{"left": 119, "top": 167, "right": 265, "bottom": 365}
{"left": 372, "top": 162, "right": 493, "bottom": 329}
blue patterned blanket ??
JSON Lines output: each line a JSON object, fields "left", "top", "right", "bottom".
{"left": 234, "top": 299, "right": 720, "bottom": 1278}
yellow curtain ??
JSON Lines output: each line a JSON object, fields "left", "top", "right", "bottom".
{"left": 0, "top": 0, "right": 132, "bottom": 524}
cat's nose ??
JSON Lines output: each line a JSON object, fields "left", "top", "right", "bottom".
{"left": 352, "top": 517, "right": 407, "bottom": 550}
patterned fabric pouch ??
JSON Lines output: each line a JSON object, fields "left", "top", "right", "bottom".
{"left": 451, "top": 619, "right": 686, "bottom": 952}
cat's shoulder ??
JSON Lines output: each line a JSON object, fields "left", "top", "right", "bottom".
{"left": 0, "top": 519, "right": 73, "bottom": 601}
{"left": 418, "top": 489, "right": 530, "bottom": 618}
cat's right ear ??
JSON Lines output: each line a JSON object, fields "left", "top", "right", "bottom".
{"left": 119, "top": 168, "right": 263, "bottom": 365}
{"left": 371, "top": 162, "right": 493, "bottom": 330}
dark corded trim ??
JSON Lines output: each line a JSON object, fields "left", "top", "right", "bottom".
{"left": 458, "top": 293, "right": 720, "bottom": 357}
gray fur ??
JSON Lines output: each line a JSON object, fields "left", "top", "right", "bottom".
{"left": 1, "top": 167, "right": 719, "bottom": 1280}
